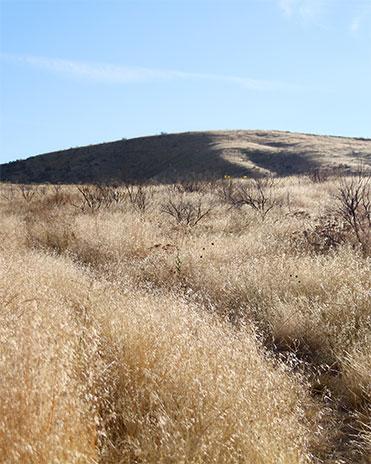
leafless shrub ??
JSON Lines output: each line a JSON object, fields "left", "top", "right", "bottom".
{"left": 75, "top": 184, "right": 126, "bottom": 212}
{"left": 298, "top": 174, "right": 371, "bottom": 255}
{"left": 335, "top": 174, "right": 370, "bottom": 254}
{"left": 125, "top": 185, "right": 150, "bottom": 213}
{"left": 301, "top": 218, "right": 350, "bottom": 253}
{"left": 102, "top": 184, "right": 127, "bottom": 205}
{"left": 161, "top": 196, "right": 212, "bottom": 227}
{"left": 76, "top": 185, "right": 103, "bottom": 211}
{"left": 219, "top": 177, "right": 280, "bottom": 219}
{"left": 172, "top": 177, "right": 208, "bottom": 194}
{"left": 217, "top": 178, "right": 236, "bottom": 204}
{"left": 18, "top": 184, "right": 38, "bottom": 203}
{"left": 0, "top": 184, "right": 17, "bottom": 202}
{"left": 307, "top": 168, "right": 330, "bottom": 183}
{"left": 37, "top": 186, "right": 49, "bottom": 197}
{"left": 44, "top": 185, "right": 71, "bottom": 208}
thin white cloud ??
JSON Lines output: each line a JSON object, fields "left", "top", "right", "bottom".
{"left": 350, "top": 5, "right": 371, "bottom": 35}
{"left": 350, "top": 16, "right": 361, "bottom": 33}
{"left": 279, "top": 0, "right": 294, "bottom": 17}
{"left": 279, "top": 0, "right": 371, "bottom": 32}
{"left": 278, "top": 0, "right": 323, "bottom": 22}
{"left": 1, "top": 54, "right": 285, "bottom": 91}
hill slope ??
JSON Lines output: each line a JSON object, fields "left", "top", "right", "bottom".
{"left": 1, "top": 130, "right": 371, "bottom": 183}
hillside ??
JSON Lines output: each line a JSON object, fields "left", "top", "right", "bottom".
{"left": 1, "top": 130, "right": 371, "bottom": 184}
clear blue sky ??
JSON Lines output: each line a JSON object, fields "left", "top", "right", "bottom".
{"left": 1, "top": 0, "right": 370, "bottom": 163}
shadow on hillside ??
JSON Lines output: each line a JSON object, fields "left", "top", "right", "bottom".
{"left": 0, "top": 133, "right": 256, "bottom": 184}
{"left": 241, "top": 149, "right": 321, "bottom": 176}
{"left": 1, "top": 131, "right": 363, "bottom": 184}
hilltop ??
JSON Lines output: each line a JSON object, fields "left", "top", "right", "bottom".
{"left": 1, "top": 130, "right": 370, "bottom": 183}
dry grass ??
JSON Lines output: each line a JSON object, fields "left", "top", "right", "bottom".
{"left": 0, "top": 176, "right": 370, "bottom": 463}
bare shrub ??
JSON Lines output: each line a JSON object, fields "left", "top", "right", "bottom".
{"left": 18, "top": 184, "right": 38, "bottom": 203}
{"left": 161, "top": 195, "right": 212, "bottom": 227}
{"left": 307, "top": 168, "right": 330, "bottom": 183}
{"left": 172, "top": 177, "right": 208, "bottom": 194}
{"left": 125, "top": 184, "right": 150, "bottom": 213}
{"left": 217, "top": 178, "right": 236, "bottom": 204}
{"left": 219, "top": 177, "right": 280, "bottom": 219}
{"left": 335, "top": 174, "right": 370, "bottom": 254}
{"left": 75, "top": 184, "right": 126, "bottom": 212}
{"left": 301, "top": 218, "right": 350, "bottom": 253}
{"left": 41, "top": 185, "right": 72, "bottom": 208}
{"left": 75, "top": 185, "right": 103, "bottom": 212}
{"left": 0, "top": 183, "right": 17, "bottom": 202}
{"left": 37, "top": 185, "right": 49, "bottom": 197}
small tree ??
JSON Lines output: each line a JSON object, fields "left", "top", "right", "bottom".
{"left": 308, "top": 168, "right": 330, "bottom": 183}
{"left": 18, "top": 184, "right": 38, "bottom": 203}
{"left": 172, "top": 176, "right": 208, "bottom": 194}
{"left": 219, "top": 177, "right": 279, "bottom": 219}
{"left": 0, "top": 184, "right": 17, "bottom": 202}
{"left": 75, "top": 184, "right": 126, "bottom": 212}
{"left": 161, "top": 196, "right": 212, "bottom": 227}
{"left": 125, "top": 185, "right": 150, "bottom": 213}
{"left": 335, "top": 174, "right": 370, "bottom": 254}
{"left": 217, "top": 178, "right": 236, "bottom": 205}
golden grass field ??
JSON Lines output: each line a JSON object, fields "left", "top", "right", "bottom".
{"left": 0, "top": 174, "right": 370, "bottom": 463}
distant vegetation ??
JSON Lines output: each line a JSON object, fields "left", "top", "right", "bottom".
{"left": 1, "top": 169, "right": 370, "bottom": 463}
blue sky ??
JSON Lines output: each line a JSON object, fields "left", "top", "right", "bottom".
{"left": 0, "top": 0, "right": 371, "bottom": 163}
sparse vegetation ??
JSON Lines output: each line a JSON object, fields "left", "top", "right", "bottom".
{"left": 335, "top": 173, "right": 370, "bottom": 254}
{"left": 125, "top": 184, "right": 151, "bottom": 213}
{"left": 0, "top": 174, "right": 370, "bottom": 463}
{"left": 19, "top": 183, "right": 38, "bottom": 203}
{"left": 307, "top": 168, "right": 331, "bottom": 183}
{"left": 161, "top": 194, "right": 213, "bottom": 226}
{"left": 221, "top": 177, "right": 280, "bottom": 219}
{"left": 76, "top": 184, "right": 126, "bottom": 211}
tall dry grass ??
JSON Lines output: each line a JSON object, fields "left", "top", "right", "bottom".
{"left": 0, "top": 176, "right": 370, "bottom": 463}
